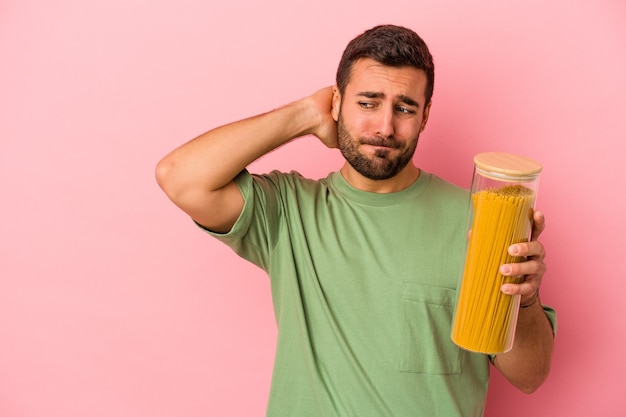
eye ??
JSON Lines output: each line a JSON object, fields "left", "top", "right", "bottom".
{"left": 358, "top": 101, "right": 375, "bottom": 109}
{"left": 395, "top": 106, "right": 416, "bottom": 115}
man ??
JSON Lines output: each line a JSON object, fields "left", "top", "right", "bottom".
{"left": 156, "top": 24, "right": 556, "bottom": 416}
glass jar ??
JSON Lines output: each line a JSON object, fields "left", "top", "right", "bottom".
{"left": 451, "top": 152, "right": 542, "bottom": 354}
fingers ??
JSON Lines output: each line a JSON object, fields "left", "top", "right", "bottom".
{"left": 307, "top": 88, "right": 339, "bottom": 148}
{"left": 530, "top": 210, "right": 546, "bottom": 242}
{"left": 500, "top": 210, "right": 547, "bottom": 301}
{"left": 500, "top": 257, "right": 543, "bottom": 298}
{"left": 508, "top": 240, "right": 545, "bottom": 261}
{"left": 500, "top": 246, "right": 545, "bottom": 299}
{"left": 500, "top": 258, "right": 546, "bottom": 278}
{"left": 501, "top": 280, "right": 538, "bottom": 297}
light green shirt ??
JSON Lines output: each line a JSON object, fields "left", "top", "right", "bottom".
{"left": 203, "top": 169, "right": 556, "bottom": 417}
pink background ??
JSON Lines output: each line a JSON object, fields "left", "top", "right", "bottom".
{"left": 2, "top": 0, "right": 625, "bottom": 416}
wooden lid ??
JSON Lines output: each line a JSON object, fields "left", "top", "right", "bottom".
{"left": 474, "top": 152, "right": 542, "bottom": 181}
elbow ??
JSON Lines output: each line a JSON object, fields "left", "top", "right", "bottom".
{"left": 155, "top": 156, "right": 172, "bottom": 193}
{"left": 155, "top": 155, "right": 211, "bottom": 213}
{"left": 517, "top": 381, "right": 542, "bottom": 395}
{"left": 155, "top": 155, "right": 182, "bottom": 200}
{"left": 495, "top": 349, "right": 553, "bottom": 394}
{"left": 514, "top": 366, "right": 552, "bottom": 394}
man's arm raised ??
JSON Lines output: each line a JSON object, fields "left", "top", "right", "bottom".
{"left": 155, "top": 87, "right": 337, "bottom": 233}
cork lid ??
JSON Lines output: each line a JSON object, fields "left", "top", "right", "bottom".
{"left": 474, "top": 152, "right": 542, "bottom": 181}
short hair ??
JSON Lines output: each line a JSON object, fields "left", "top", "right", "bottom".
{"left": 336, "top": 24, "right": 435, "bottom": 105}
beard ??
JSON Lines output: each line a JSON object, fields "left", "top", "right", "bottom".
{"left": 337, "top": 112, "right": 419, "bottom": 181}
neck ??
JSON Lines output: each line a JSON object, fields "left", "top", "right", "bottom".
{"left": 340, "top": 162, "right": 420, "bottom": 193}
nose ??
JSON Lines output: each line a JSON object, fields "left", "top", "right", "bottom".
{"left": 374, "top": 106, "right": 395, "bottom": 138}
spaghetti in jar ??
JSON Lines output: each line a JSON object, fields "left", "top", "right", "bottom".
{"left": 451, "top": 152, "right": 542, "bottom": 354}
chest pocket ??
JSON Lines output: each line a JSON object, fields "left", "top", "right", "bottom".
{"left": 399, "top": 281, "right": 464, "bottom": 374}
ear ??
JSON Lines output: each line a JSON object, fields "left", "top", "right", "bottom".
{"left": 331, "top": 85, "right": 341, "bottom": 122}
{"left": 419, "top": 100, "right": 432, "bottom": 133}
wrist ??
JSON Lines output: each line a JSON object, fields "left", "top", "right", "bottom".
{"left": 520, "top": 290, "right": 540, "bottom": 309}
{"left": 279, "top": 99, "right": 319, "bottom": 139}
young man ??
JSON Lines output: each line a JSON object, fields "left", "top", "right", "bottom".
{"left": 156, "top": 25, "right": 556, "bottom": 417}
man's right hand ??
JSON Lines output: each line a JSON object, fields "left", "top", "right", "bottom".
{"left": 306, "top": 86, "right": 339, "bottom": 149}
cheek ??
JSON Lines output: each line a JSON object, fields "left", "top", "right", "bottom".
{"left": 354, "top": 113, "right": 386, "bottom": 136}
{"left": 396, "top": 120, "right": 423, "bottom": 140}
{"left": 341, "top": 111, "right": 368, "bottom": 135}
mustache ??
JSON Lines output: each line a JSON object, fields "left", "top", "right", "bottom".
{"left": 359, "top": 137, "right": 402, "bottom": 149}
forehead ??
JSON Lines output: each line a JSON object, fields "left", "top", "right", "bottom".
{"left": 345, "top": 58, "right": 428, "bottom": 103}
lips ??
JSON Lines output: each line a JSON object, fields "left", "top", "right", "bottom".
{"left": 360, "top": 138, "right": 401, "bottom": 149}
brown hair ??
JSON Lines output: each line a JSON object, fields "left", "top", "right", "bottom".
{"left": 336, "top": 25, "right": 435, "bottom": 105}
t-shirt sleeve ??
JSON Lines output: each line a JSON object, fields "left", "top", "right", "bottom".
{"left": 194, "top": 169, "right": 282, "bottom": 271}
{"left": 542, "top": 303, "right": 558, "bottom": 336}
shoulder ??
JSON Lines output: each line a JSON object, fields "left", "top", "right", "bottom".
{"left": 423, "top": 172, "right": 469, "bottom": 201}
{"left": 233, "top": 170, "right": 329, "bottom": 209}
{"left": 248, "top": 170, "right": 328, "bottom": 193}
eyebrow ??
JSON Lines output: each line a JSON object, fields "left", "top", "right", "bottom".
{"left": 357, "top": 91, "right": 420, "bottom": 108}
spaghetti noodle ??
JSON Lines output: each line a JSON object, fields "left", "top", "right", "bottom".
{"left": 451, "top": 184, "right": 535, "bottom": 353}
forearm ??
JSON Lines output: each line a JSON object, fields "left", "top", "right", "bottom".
{"left": 156, "top": 98, "right": 317, "bottom": 196}
{"left": 493, "top": 298, "right": 555, "bottom": 393}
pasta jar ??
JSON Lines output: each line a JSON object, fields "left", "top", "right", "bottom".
{"left": 451, "top": 152, "right": 542, "bottom": 354}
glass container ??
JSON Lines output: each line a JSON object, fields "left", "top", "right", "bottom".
{"left": 451, "top": 152, "right": 542, "bottom": 354}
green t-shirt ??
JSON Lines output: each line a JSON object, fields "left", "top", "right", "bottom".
{"left": 203, "top": 169, "right": 555, "bottom": 417}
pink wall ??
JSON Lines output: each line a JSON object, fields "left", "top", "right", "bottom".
{"left": 2, "top": 0, "right": 625, "bottom": 415}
